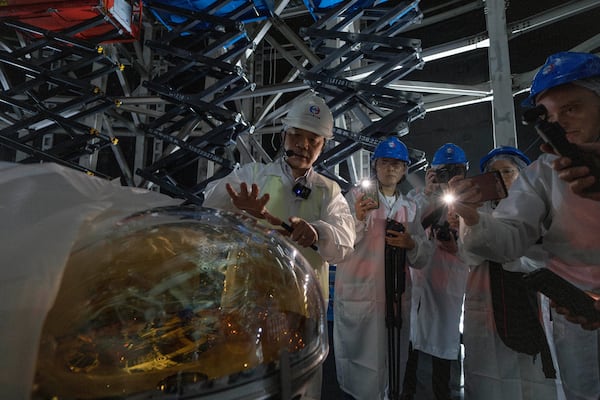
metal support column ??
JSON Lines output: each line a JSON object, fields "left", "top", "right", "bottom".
{"left": 484, "top": 0, "right": 517, "bottom": 148}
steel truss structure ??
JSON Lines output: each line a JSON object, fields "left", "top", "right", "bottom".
{"left": 0, "top": 0, "right": 429, "bottom": 202}
{"left": 0, "top": 0, "right": 598, "bottom": 202}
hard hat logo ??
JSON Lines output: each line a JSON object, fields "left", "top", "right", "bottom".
{"left": 432, "top": 143, "right": 468, "bottom": 167}
{"left": 541, "top": 63, "right": 556, "bottom": 76}
{"left": 371, "top": 136, "right": 410, "bottom": 164}
{"left": 282, "top": 93, "right": 334, "bottom": 139}
{"left": 522, "top": 51, "right": 600, "bottom": 107}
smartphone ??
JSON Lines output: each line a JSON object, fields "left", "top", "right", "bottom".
{"left": 523, "top": 268, "right": 600, "bottom": 323}
{"left": 462, "top": 171, "right": 508, "bottom": 202}
{"left": 534, "top": 120, "right": 600, "bottom": 192}
{"left": 360, "top": 180, "right": 379, "bottom": 209}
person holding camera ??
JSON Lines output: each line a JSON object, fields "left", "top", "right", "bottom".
{"left": 461, "top": 146, "right": 561, "bottom": 400}
{"left": 402, "top": 143, "right": 469, "bottom": 400}
{"left": 333, "top": 137, "right": 432, "bottom": 400}
{"left": 450, "top": 51, "right": 600, "bottom": 399}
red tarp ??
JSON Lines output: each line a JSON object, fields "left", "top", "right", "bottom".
{"left": 0, "top": 0, "right": 141, "bottom": 43}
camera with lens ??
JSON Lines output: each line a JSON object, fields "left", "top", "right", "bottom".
{"left": 292, "top": 182, "right": 311, "bottom": 199}
{"left": 386, "top": 219, "right": 405, "bottom": 237}
{"left": 432, "top": 221, "right": 457, "bottom": 242}
{"left": 433, "top": 165, "right": 465, "bottom": 184}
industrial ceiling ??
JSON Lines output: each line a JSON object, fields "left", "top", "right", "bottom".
{"left": 0, "top": 0, "right": 598, "bottom": 202}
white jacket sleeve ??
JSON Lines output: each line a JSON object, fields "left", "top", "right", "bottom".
{"left": 461, "top": 161, "right": 548, "bottom": 263}
{"left": 344, "top": 187, "right": 367, "bottom": 243}
{"left": 311, "top": 190, "right": 356, "bottom": 265}
{"left": 405, "top": 207, "right": 434, "bottom": 269}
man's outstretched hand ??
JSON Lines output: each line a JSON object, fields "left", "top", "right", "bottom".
{"left": 225, "top": 182, "right": 282, "bottom": 226}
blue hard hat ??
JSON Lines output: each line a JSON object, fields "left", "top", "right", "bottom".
{"left": 371, "top": 137, "right": 410, "bottom": 164}
{"left": 522, "top": 51, "right": 600, "bottom": 107}
{"left": 479, "top": 146, "right": 531, "bottom": 173}
{"left": 431, "top": 143, "right": 468, "bottom": 166}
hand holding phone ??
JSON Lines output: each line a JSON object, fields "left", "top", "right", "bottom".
{"left": 523, "top": 268, "right": 600, "bottom": 324}
{"left": 460, "top": 171, "right": 508, "bottom": 203}
{"left": 360, "top": 180, "right": 379, "bottom": 210}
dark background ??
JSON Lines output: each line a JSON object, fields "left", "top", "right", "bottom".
{"left": 396, "top": 0, "right": 600, "bottom": 174}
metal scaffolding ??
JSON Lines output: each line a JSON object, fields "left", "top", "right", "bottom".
{"left": 0, "top": 0, "right": 598, "bottom": 200}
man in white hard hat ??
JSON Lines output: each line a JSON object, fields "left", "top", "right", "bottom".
{"left": 202, "top": 93, "right": 356, "bottom": 399}
{"left": 203, "top": 92, "right": 355, "bottom": 299}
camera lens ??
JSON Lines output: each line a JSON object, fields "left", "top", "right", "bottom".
{"left": 434, "top": 168, "right": 450, "bottom": 183}
{"left": 434, "top": 166, "right": 464, "bottom": 183}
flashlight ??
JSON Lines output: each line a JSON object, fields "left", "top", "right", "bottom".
{"left": 360, "top": 179, "right": 379, "bottom": 209}
{"left": 442, "top": 192, "right": 456, "bottom": 204}
{"left": 360, "top": 179, "right": 373, "bottom": 190}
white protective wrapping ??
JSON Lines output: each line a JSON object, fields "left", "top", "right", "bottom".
{"left": 0, "top": 162, "right": 179, "bottom": 399}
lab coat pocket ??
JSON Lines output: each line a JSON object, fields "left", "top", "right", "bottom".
{"left": 335, "top": 281, "right": 377, "bottom": 327}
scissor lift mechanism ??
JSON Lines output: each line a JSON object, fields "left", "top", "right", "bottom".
{"left": 0, "top": 0, "right": 427, "bottom": 202}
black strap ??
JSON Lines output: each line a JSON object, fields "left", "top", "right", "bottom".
{"left": 385, "top": 239, "right": 407, "bottom": 399}
{"left": 489, "top": 261, "right": 556, "bottom": 379}
{"left": 540, "top": 339, "right": 557, "bottom": 379}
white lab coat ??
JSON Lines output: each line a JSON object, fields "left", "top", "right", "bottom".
{"left": 0, "top": 162, "right": 180, "bottom": 400}
{"left": 406, "top": 188, "right": 467, "bottom": 362}
{"left": 410, "top": 235, "right": 467, "bottom": 361}
{"left": 203, "top": 158, "right": 356, "bottom": 301}
{"left": 462, "top": 202, "right": 561, "bottom": 400}
{"left": 333, "top": 187, "right": 433, "bottom": 400}
{"left": 461, "top": 154, "right": 600, "bottom": 400}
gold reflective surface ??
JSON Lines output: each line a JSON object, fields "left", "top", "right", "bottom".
{"left": 33, "top": 207, "right": 325, "bottom": 399}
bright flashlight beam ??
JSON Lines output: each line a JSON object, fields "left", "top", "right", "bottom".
{"left": 443, "top": 193, "right": 456, "bottom": 204}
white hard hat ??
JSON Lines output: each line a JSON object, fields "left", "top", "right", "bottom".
{"left": 282, "top": 94, "right": 334, "bottom": 139}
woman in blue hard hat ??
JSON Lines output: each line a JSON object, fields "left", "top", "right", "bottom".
{"left": 333, "top": 136, "right": 433, "bottom": 400}
{"left": 450, "top": 51, "right": 600, "bottom": 399}
{"left": 462, "top": 146, "right": 562, "bottom": 400}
